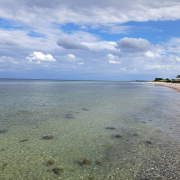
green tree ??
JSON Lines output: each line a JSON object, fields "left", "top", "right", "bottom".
{"left": 155, "top": 78, "right": 164, "bottom": 81}
{"left": 176, "top": 75, "right": 180, "bottom": 78}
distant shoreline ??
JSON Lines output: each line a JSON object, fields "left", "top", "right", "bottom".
{"left": 147, "top": 82, "right": 180, "bottom": 93}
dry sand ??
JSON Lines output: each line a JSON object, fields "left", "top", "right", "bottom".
{"left": 147, "top": 82, "right": 180, "bottom": 93}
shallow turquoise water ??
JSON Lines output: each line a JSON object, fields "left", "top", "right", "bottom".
{"left": 0, "top": 79, "right": 180, "bottom": 179}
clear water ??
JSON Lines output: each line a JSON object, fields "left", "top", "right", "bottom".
{"left": 1, "top": 79, "right": 180, "bottom": 179}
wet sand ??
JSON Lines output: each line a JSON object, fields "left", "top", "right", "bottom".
{"left": 147, "top": 82, "right": 180, "bottom": 93}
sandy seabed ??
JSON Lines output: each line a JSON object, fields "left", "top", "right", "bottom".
{"left": 147, "top": 82, "right": 180, "bottom": 93}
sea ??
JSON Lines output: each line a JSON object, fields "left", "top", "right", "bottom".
{"left": 1, "top": 79, "right": 180, "bottom": 179}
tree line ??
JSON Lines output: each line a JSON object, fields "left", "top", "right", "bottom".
{"left": 154, "top": 75, "right": 180, "bottom": 82}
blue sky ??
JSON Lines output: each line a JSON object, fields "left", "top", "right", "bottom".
{"left": 0, "top": 0, "right": 180, "bottom": 81}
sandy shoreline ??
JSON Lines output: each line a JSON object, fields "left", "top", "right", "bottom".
{"left": 147, "top": 81, "right": 180, "bottom": 93}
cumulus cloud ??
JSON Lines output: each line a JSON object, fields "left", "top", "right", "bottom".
{"left": 64, "top": 54, "right": 80, "bottom": 62}
{"left": 57, "top": 37, "right": 89, "bottom": 50}
{"left": 26, "top": 52, "right": 56, "bottom": 63}
{"left": 107, "top": 53, "right": 121, "bottom": 64}
{"left": 145, "top": 51, "right": 160, "bottom": 59}
{"left": 66, "top": 54, "right": 76, "bottom": 59}
{"left": 116, "top": 37, "right": 151, "bottom": 53}
{"left": 109, "top": 60, "right": 121, "bottom": 64}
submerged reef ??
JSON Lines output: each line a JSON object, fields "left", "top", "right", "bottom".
{"left": 42, "top": 136, "right": 53, "bottom": 140}
{"left": 82, "top": 158, "right": 90, "bottom": 165}
{"left": 133, "top": 133, "right": 139, "bottom": 136}
{"left": 106, "top": 127, "right": 116, "bottom": 130}
{"left": 46, "top": 160, "right": 55, "bottom": 166}
{"left": 113, "top": 135, "right": 123, "bottom": 139}
{"left": 2, "top": 163, "right": 7, "bottom": 170}
{"left": 20, "top": 139, "right": 29, "bottom": 143}
{"left": 52, "top": 167, "right": 64, "bottom": 175}
{"left": 145, "top": 141, "right": 153, "bottom": 145}
{"left": 0, "top": 130, "right": 8, "bottom": 134}
{"left": 65, "top": 113, "right": 75, "bottom": 119}
{"left": 88, "top": 178, "right": 97, "bottom": 180}
{"left": 82, "top": 108, "right": 89, "bottom": 111}
{"left": 95, "top": 160, "right": 103, "bottom": 166}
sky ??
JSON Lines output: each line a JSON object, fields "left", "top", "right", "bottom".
{"left": 0, "top": 0, "right": 180, "bottom": 81}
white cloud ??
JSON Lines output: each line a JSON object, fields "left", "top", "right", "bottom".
{"left": 116, "top": 37, "right": 150, "bottom": 53}
{"left": 68, "top": 31, "right": 99, "bottom": 42}
{"left": 26, "top": 52, "right": 56, "bottom": 62}
{"left": 0, "top": 56, "right": 19, "bottom": 71}
{"left": 85, "top": 41, "right": 117, "bottom": 52}
{"left": 109, "top": 60, "right": 121, "bottom": 64}
{"left": 64, "top": 54, "right": 80, "bottom": 62}
{"left": 145, "top": 51, "right": 160, "bottom": 59}
{"left": 78, "top": 62, "right": 84, "bottom": 65}
{"left": 107, "top": 53, "right": 121, "bottom": 64}
{"left": 166, "top": 37, "right": 180, "bottom": 54}
{"left": 0, "top": 0, "right": 180, "bottom": 28}
{"left": 67, "top": 54, "right": 76, "bottom": 59}
{"left": 107, "top": 53, "right": 118, "bottom": 60}
{"left": 176, "top": 56, "right": 180, "bottom": 61}
{"left": 169, "top": 55, "right": 180, "bottom": 62}
{"left": 0, "top": 56, "right": 18, "bottom": 64}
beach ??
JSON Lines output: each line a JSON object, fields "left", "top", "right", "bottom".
{"left": 147, "top": 81, "right": 180, "bottom": 93}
